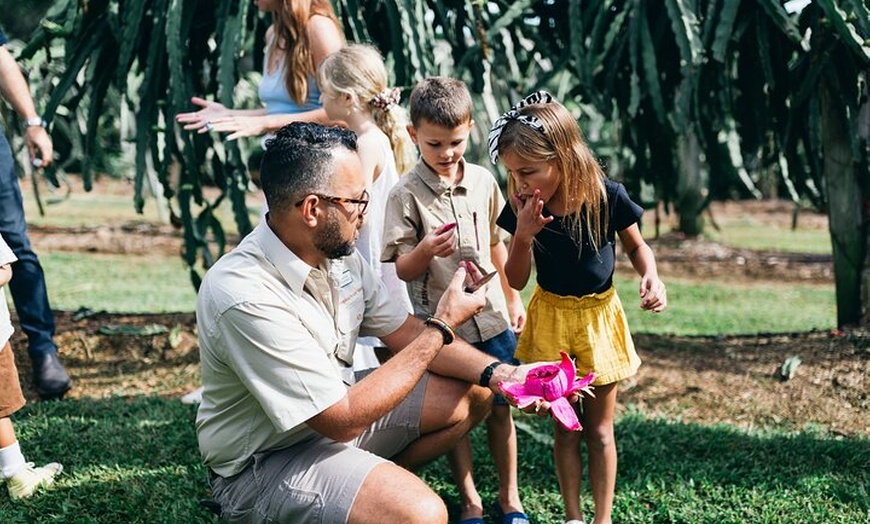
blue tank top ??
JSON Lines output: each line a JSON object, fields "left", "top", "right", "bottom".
{"left": 258, "top": 49, "right": 321, "bottom": 115}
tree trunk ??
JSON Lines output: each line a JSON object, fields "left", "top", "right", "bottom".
{"left": 859, "top": 77, "right": 870, "bottom": 327}
{"left": 820, "top": 79, "right": 865, "bottom": 327}
{"left": 675, "top": 129, "right": 707, "bottom": 236}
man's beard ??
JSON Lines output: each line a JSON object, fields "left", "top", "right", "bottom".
{"left": 314, "top": 210, "right": 356, "bottom": 259}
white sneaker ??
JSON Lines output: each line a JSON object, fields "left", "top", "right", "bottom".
{"left": 7, "top": 462, "right": 63, "bottom": 499}
{"left": 564, "top": 520, "right": 586, "bottom": 524}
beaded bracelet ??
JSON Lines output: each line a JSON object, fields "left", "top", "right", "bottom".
{"left": 424, "top": 316, "right": 455, "bottom": 346}
{"left": 478, "top": 360, "right": 503, "bottom": 387}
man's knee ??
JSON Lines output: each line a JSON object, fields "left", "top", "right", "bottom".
{"left": 407, "top": 492, "right": 449, "bottom": 524}
{"left": 351, "top": 464, "right": 448, "bottom": 524}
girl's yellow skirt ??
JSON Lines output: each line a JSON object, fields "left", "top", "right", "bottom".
{"left": 516, "top": 285, "right": 640, "bottom": 386}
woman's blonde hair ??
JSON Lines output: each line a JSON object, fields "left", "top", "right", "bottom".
{"left": 271, "top": 0, "right": 342, "bottom": 106}
{"left": 498, "top": 101, "right": 608, "bottom": 252}
{"left": 318, "top": 44, "right": 415, "bottom": 174}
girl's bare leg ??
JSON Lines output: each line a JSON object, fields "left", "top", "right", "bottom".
{"left": 582, "top": 383, "right": 618, "bottom": 524}
{"left": 553, "top": 414, "right": 585, "bottom": 522}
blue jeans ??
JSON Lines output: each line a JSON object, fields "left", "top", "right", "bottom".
{"left": 0, "top": 129, "right": 57, "bottom": 358}
{"left": 474, "top": 329, "right": 518, "bottom": 406}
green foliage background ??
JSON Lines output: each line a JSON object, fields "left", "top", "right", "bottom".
{"left": 3, "top": 0, "right": 868, "bottom": 323}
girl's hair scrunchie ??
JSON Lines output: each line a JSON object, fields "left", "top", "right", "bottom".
{"left": 487, "top": 90, "right": 554, "bottom": 164}
{"left": 369, "top": 87, "right": 401, "bottom": 112}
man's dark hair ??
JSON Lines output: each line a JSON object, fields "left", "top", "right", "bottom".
{"left": 260, "top": 123, "right": 358, "bottom": 212}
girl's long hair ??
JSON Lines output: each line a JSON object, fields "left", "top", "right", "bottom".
{"left": 318, "top": 44, "right": 415, "bottom": 175}
{"left": 271, "top": 0, "right": 341, "bottom": 105}
{"left": 498, "top": 102, "right": 608, "bottom": 252}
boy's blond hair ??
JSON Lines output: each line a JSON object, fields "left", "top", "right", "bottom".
{"left": 408, "top": 76, "right": 473, "bottom": 128}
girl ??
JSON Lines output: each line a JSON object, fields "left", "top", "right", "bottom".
{"left": 176, "top": 0, "right": 344, "bottom": 140}
{"left": 489, "top": 92, "right": 667, "bottom": 524}
{"left": 0, "top": 234, "right": 63, "bottom": 499}
{"left": 317, "top": 43, "right": 415, "bottom": 366}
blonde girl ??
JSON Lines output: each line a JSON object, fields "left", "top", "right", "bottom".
{"left": 490, "top": 91, "right": 667, "bottom": 524}
{"left": 318, "top": 44, "right": 415, "bottom": 364}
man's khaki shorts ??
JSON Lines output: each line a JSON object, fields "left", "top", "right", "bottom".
{"left": 209, "top": 370, "right": 428, "bottom": 524}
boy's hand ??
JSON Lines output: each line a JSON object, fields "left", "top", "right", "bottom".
{"left": 422, "top": 222, "right": 458, "bottom": 259}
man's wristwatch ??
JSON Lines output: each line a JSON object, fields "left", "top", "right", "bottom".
{"left": 24, "top": 117, "right": 47, "bottom": 129}
{"left": 479, "top": 360, "right": 504, "bottom": 387}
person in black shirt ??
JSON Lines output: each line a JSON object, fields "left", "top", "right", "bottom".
{"left": 490, "top": 91, "right": 667, "bottom": 524}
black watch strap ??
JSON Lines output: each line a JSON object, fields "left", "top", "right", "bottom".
{"left": 479, "top": 360, "right": 502, "bottom": 387}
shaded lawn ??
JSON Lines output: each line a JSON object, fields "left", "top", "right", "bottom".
{"left": 1, "top": 397, "right": 867, "bottom": 523}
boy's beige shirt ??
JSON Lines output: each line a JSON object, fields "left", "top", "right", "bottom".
{"left": 381, "top": 158, "right": 510, "bottom": 343}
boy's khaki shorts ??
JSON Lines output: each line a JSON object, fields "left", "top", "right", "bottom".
{"left": 0, "top": 341, "right": 26, "bottom": 418}
{"left": 209, "top": 370, "right": 429, "bottom": 524}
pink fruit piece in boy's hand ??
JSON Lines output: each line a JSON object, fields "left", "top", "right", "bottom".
{"left": 439, "top": 222, "right": 457, "bottom": 233}
{"left": 499, "top": 351, "right": 595, "bottom": 431}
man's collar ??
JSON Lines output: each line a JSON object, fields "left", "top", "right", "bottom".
{"left": 256, "top": 221, "right": 315, "bottom": 295}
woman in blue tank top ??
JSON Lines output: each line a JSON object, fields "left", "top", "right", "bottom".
{"left": 176, "top": 0, "right": 344, "bottom": 141}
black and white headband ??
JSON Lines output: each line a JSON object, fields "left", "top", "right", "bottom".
{"left": 487, "top": 90, "right": 554, "bottom": 164}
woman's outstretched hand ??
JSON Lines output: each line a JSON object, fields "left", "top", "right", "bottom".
{"left": 175, "top": 96, "right": 230, "bottom": 132}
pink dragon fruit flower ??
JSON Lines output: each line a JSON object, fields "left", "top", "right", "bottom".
{"left": 500, "top": 351, "right": 595, "bottom": 431}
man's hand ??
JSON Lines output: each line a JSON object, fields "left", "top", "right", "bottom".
{"left": 0, "top": 45, "right": 53, "bottom": 167}
{"left": 432, "top": 266, "right": 485, "bottom": 328}
{"left": 25, "top": 125, "right": 53, "bottom": 167}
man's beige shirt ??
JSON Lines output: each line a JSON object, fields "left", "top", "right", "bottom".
{"left": 196, "top": 221, "right": 408, "bottom": 477}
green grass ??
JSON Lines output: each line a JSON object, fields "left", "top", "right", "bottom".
{"left": 28, "top": 248, "right": 836, "bottom": 333}
{"left": 1, "top": 397, "right": 865, "bottom": 523}
{"left": 24, "top": 177, "right": 261, "bottom": 234}
{"left": 704, "top": 217, "right": 832, "bottom": 254}
{"left": 30, "top": 252, "right": 837, "bottom": 333}
{"left": 6, "top": 186, "right": 851, "bottom": 521}
{"left": 510, "top": 274, "right": 836, "bottom": 336}
{"left": 39, "top": 252, "right": 197, "bottom": 313}
{"left": 613, "top": 275, "right": 836, "bottom": 335}
{"left": 24, "top": 179, "right": 165, "bottom": 229}
{"left": 0, "top": 397, "right": 208, "bottom": 523}
{"left": 422, "top": 412, "right": 870, "bottom": 523}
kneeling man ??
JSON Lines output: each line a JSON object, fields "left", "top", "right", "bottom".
{"left": 196, "top": 122, "right": 524, "bottom": 524}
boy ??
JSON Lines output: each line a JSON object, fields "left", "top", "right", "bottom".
{"left": 381, "top": 77, "right": 529, "bottom": 524}
{"left": 0, "top": 235, "right": 62, "bottom": 499}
